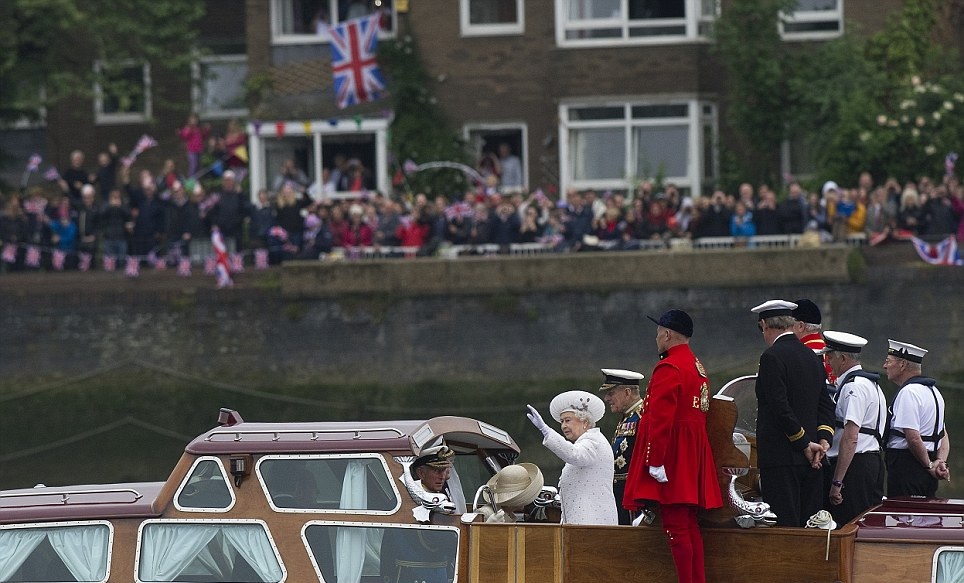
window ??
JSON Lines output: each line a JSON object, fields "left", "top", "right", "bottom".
{"left": 460, "top": 0, "right": 524, "bottom": 36}
{"left": 175, "top": 457, "right": 236, "bottom": 512}
{"left": 271, "top": 0, "right": 396, "bottom": 44}
{"left": 559, "top": 99, "right": 717, "bottom": 196}
{"left": 0, "top": 522, "right": 112, "bottom": 582}
{"left": 193, "top": 55, "right": 248, "bottom": 119}
{"left": 463, "top": 124, "right": 528, "bottom": 193}
{"left": 780, "top": 0, "right": 843, "bottom": 39}
{"left": 136, "top": 520, "right": 284, "bottom": 583}
{"left": 303, "top": 522, "right": 458, "bottom": 583}
{"left": 257, "top": 454, "right": 400, "bottom": 513}
{"left": 555, "top": 0, "right": 717, "bottom": 46}
{"left": 935, "top": 546, "right": 964, "bottom": 582}
{"left": 94, "top": 60, "right": 151, "bottom": 124}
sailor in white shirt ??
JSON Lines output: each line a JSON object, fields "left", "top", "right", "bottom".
{"left": 883, "top": 339, "right": 951, "bottom": 497}
{"left": 821, "top": 331, "right": 887, "bottom": 525}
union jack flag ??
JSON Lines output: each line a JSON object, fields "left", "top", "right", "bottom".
{"left": 78, "top": 252, "right": 92, "bottom": 272}
{"left": 254, "top": 248, "right": 269, "bottom": 270}
{"left": 133, "top": 134, "right": 158, "bottom": 155}
{"left": 2, "top": 244, "right": 17, "bottom": 263}
{"left": 25, "top": 246, "right": 41, "bottom": 267}
{"left": 177, "top": 256, "right": 192, "bottom": 277}
{"left": 125, "top": 256, "right": 140, "bottom": 278}
{"left": 26, "top": 154, "right": 42, "bottom": 172}
{"left": 230, "top": 253, "right": 244, "bottom": 273}
{"left": 43, "top": 167, "right": 61, "bottom": 182}
{"left": 911, "top": 236, "right": 962, "bottom": 266}
{"left": 328, "top": 12, "right": 385, "bottom": 109}
{"left": 103, "top": 255, "right": 117, "bottom": 272}
{"left": 52, "top": 250, "right": 66, "bottom": 271}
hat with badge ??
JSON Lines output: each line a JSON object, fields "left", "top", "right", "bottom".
{"left": 887, "top": 339, "right": 928, "bottom": 364}
{"left": 751, "top": 299, "right": 798, "bottom": 320}
{"left": 598, "top": 368, "right": 644, "bottom": 391}
{"left": 819, "top": 330, "right": 868, "bottom": 354}
{"left": 549, "top": 390, "right": 606, "bottom": 423}
{"left": 409, "top": 444, "right": 455, "bottom": 479}
{"left": 647, "top": 309, "right": 694, "bottom": 338}
{"left": 483, "top": 463, "right": 544, "bottom": 508}
{"left": 792, "top": 299, "right": 822, "bottom": 325}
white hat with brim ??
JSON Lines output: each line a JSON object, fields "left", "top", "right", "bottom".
{"left": 484, "top": 463, "right": 544, "bottom": 508}
{"left": 819, "top": 330, "right": 868, "bottom": 354}
{"left": 888, "top": 339, "right": 928, "bottom": 364}
{"left": 549, "top": 390, "right": 606, "bottom": 423}
{"left": 751, "top": 299, "right": 798, "bottom": 320}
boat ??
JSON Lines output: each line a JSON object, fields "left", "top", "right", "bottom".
{"left": 1, "top": 379, "right": 961, "bottom": 583}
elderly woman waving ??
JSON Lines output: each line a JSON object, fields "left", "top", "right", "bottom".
{"left": 527, "top": 391, "right": 618, "bottom": 525}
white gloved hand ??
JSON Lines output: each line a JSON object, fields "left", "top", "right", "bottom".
{"left": 649, "top": 465, "right": 668, "bottom": 483}
{"left": 526, "top": 404, "right": 550, "bottom": 436}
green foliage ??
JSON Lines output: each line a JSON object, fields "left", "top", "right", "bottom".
{"left": 712, "top": 0, "right": 797, "bottom": 187}
{"left": 0, "top": 0, "right": 204, "bottom": 127}
{"left": 379, "top": 35, "right": 471, "bottom": 197}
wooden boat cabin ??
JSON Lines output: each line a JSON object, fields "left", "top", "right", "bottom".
{"left": 1, "top": 385, "right": 962, "bottom": 583}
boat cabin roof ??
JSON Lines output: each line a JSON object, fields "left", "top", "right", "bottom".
{"left": 857, "top": 496, "right": 964, "bottom": 542}
{"left": 0, "top": 482, "right": 165, "bottom": 524}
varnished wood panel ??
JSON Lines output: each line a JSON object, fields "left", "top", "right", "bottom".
{"left": 854, "top": 542, "right": 940, "bottom": 583}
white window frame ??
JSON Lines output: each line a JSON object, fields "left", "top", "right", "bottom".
{"left": 192, "top": 54, "right": 249, "bottom": 120}
{"left": 934, "top": 545, "right": 964, "bottom": 583}
{"left": 0, "top": 520, "right": 114, "bottom": 583}
{"left": 557, "top": 96, "right": 716, "bottom": 197}
{"left": 133, "top": 519, "right": 286, "bottom": 583}
{"left": 460, "top": 0, "right": 525, "bottom": 36}
{"left": 93, "top": 59, "right": 152, "bottom": 125}
{"left": 555, "top": 0, "right": 717, "bottom": 47}
{"left": 780, "top": 0, "right": 843, "bottom": 41}
{"left": 246, "top": 117, "right": 390, "bottom": 202}
{"left": 255, "top": 453, "right": 402, "bottom": 514}
{"left": 270, "top": 0, "right": 397, "bottom": 45}
{"left": 462, "top": 122, "right": 529, "bottom": 191}
{"left": 173, "top": 455, "right": 237, "bottom": 513}
{"left": 301, "top": 521, "right": 460, "bottom": 583}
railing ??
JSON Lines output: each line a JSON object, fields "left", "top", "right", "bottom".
{"left": 204, "top": 427, "right": 406, "bottom": 443}
{"left": 0, "top": 487, "right": 144, "bottom": 508}
{"left": 324, "top": 233, "right": 867, "bottom": 261}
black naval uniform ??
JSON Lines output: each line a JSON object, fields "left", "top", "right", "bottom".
{"left": 613, "top": 398, "right": 644, "bottom": 525}
{"left": 755, "top": 332, "right": 836, "bottom": 527}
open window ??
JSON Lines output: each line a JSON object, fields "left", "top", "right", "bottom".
{"left": 463, "top": 124, "right": 528, "bottom": 194}
{"left": 256, "top": 454, "right": 401, "bottom": 513}
{"left": 0, "top": 522, "right": 112, "bottom": 582}
{"left": 135, "top": 520, "right": 285, "bottom": 583}
{"left": 175, "top": 456, "right": 236, "bottom": 512}
{"left": 271, "top": 0, "right": 397, "bottom": 44}
{"left": 780, "top": 0, "right": 843, "bottom": 39}
{"left": 303, "top": 522, "right": 458, "bottom": 583}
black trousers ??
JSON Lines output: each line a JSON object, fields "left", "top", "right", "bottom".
{"left": 826, "top": 451, "right": 884, "bottom": 526}
{"left": 614, "top": 479, "right": 631, "bottom": 525}
{"left": 886, "top": 448, "right": 938, "bottom": 497}
{"left": 760, "top": 463, "right": 824, "bottom": 527}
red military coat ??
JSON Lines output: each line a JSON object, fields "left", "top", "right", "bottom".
{"left": 623, "top": 343, "right": 723, "bottom": 510}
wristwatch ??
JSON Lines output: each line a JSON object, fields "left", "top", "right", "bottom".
{"left": 831, "top": 480, "right": 843, "bottom": 488}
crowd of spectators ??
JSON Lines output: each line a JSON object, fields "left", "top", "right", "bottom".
{"left": 2, "top": 130, "right": 964, "bottom": 274}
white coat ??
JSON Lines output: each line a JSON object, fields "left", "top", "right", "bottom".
{"left": 543, "top": 427, "right": 618, "bottom": 525}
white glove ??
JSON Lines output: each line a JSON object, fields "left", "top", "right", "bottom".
{"left": 526, "top": 404, "right": 550, "bottom": 436}
{"left": 649, "top": 465, "right": 668, "bottom": 483}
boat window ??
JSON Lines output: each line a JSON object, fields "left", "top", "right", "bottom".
{"left": 257, "top": 454, "right": 400, "bottom": 513}
{"left": 0, "top": 521, "right": 112, "bottom": 582}
{"left": 716, "top": 374, "right": 758, "bottom": 436}
{"left": 136, "top": 520, "right": 284, "bottom": 583}
{"left": 175, "top": 457, "right": 235, "bottom": 512}
{"left": 934, "top": 546, "right": 964, "bottom": 582}
{"left": 303, "top": 522, "right": 458, "bottom": 583}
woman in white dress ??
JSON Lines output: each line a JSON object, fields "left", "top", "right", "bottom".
{"left": 526, "top": 390, "right": 617, "bottom": 525}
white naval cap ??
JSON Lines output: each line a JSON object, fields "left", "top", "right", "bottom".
{"left": 599, "top": 368, "right": 644, "bottom": 390}
{"left": 887, "top": 339, "right": 928, "bottom": 363}
{"left": 751, "top": 299, "right": 798, "bottom": 320}
{"left": 820, "top": 330, "right": 868, "bottom": 354}
{"left": 550, "top": 390, "right": 606, "bottom": 423}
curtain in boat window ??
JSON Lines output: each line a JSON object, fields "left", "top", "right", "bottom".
{"left": 0, "top": 529, "right": 47, "bottom": 581}
{"left": 140, "top": 524, "right": 220, "bottom": 581}
{"left": 937, "top": 548, "right": 964, "bottom": 583}
{"left": 47, "top": 525, "right": 109, "bottom": 581}
{"left": 139, "top": 523, "right": 283, "bottom": 582}
{"left": 336, "top": 461, "right": 369, "bottom": 583}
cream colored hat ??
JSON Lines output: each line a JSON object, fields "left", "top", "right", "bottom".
{"left": 484, "top": 463, "right": 544, "bottom": 508}
{"left": 549, "top": 390, "right": 605, "bottom": 423}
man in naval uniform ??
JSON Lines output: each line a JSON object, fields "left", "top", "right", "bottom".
{"left": 792, "top": 298, "right": 836, "bottom": 386}
{"left": 820, "top": 331, "right": 887, "bottom": 526}
{"left": 752, "top": 299, "right": 836, "bottom": 527}
{"left": 598, "top": 367, "right": 645, "bottom": 525}
{"left": 883, "top": 339, "right": 951, "bottom": 497}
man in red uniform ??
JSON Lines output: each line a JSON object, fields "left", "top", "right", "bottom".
{"left": 623, "top": 309, "right": 722, "bottom": 583}
{"left": 792, "top": 298, "right": 836, "bottom": 386}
